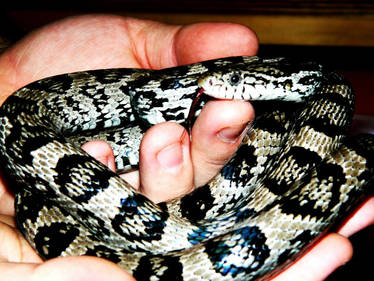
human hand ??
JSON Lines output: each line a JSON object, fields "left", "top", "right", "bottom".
{"left": 0, "top": 14, "right": 257, "bottom": 281}
{"left": 0, "top": 14, "right": 373, "bottom": 281}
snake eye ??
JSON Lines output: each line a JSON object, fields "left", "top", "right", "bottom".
{"left": 228, "top": 73, "right": 242, "bottom": 86}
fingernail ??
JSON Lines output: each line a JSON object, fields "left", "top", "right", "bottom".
{"left": 217, "top": 123, "right": 249, "bottom": 143}
{"left": 157, "top": 142, "right": 183, "bottom": 171}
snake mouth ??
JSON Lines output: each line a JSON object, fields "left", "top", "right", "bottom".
{"left": 197, "top": 74, "right": 221, "bottom": 92}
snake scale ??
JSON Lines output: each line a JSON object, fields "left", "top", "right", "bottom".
{"left": 0, "top": 56, "right": 373, "bottom": 280}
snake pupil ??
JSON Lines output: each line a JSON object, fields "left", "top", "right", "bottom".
{"left": 229, "top": 73, "right": 241, "bottom": 86}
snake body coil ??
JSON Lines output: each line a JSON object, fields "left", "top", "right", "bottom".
{"left": 0, "top": 56, "right": 373, "bottom": 280}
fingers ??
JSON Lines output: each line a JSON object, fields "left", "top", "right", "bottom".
{"left": 272, "top": 233, "right": 353, "bottom": 281}
{"left": 0, "top": 176, "right": 14, "bottom": 216}
{"left": 0, "top": 14, "right": 141, "bottom": 94}
{"left": 0, "top": 14, "right": 258, "bottom": 99}
{"left": 80, "top": 123, "right": 193, "bottom": 203}
{"left": 82, "top": 100, "right": 253, "bottom": 202}
{"left": 81, "top": 141, "right": 141, "bottom": 189}
{"left": 0, "top": 233, "right": 353, "bottom": 281}
{"left": 80, "top": 124, "right": 193, "bottom": 203}
{"left": 81, "top": 140, "right": 116, "bottom": 172}
{"left": 0, "top": 256, "right": 135, "bottom": 281}
{"left": 139, "top": 100, "right": 254, "bottom": 199}
{"left": 174, "top": 22, "right": 258, "bottom": 65}
{"left": 138, "top": 123, "right": 193, "bottom": 202}
{"left": 338, "top": 197, "right": 374, "bottom": 237}
{"left": 0, "top": 216, "right": 135, "bottom": 281}
{"left": 0, "top": 218, "right": 41, "bottom": 263}
{"left": 126, "top": 19, "right": 259, "bottom": 68}
{"left": 191, "top": 100, "right": 254, "bottom": 187}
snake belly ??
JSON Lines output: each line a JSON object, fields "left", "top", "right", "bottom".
{"left": 0, "top": 56, "right": 373, "bottom": 281}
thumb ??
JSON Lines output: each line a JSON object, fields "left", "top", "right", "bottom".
{"left": 0, "top": 256, "right": 135, "bottom": 281}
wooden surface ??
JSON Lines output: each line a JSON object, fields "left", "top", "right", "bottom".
{"left": 119, "top": 12, "right": 374, "bottom": 47}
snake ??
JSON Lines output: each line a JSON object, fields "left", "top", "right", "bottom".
{"left": 0, "top": 56, "right": 373, "bottom": 280}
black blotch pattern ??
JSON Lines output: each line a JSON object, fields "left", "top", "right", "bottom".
{"left": 315, "top": 162, "right": 345, "bottom": 207}
{"left": 54, "top": 154, "right": 112, "bottom": 203}
{"left": 187, "top": 225, "right": 213, "bottom": 245}
{"left": 303, "top": 114, "right": 349, "bottom": 137}
{"left": 287, "top": 146, "right": 322, "bottom": 167}
{"left": 157, "top": 64, "right": 191, "bottom": 78}
{"left": 34, "top": 222, "right": 80, "bottom": 259}
{"left": 298, "top": 74, "right": 322, "bottom": 86}
{"left": 180, "top": 185, "right": 215, "bottom": 222}
{"left": 1, "top": 139, "right": 56, "bottom": 195}
{"left": 131, "top": 90, "right": 169, "bottom": 128}
{"left": 280, "top": 162, "right": 345, "bottom": 219}
{"left": 85, "top": 244, "right": 121, "bottom": 263}
{"left": 201, "top": 56, "right": 244, "bottom": 70}
{"left": 133, "top": 257, "right": 153, "bottom": 281}
{"left": 205, "top": 226, "right": 270, "bottom": 277}
{"left": 75, "top": 207, "right": 110, "bottom": 237}
{"left": 345, "top": 134, "right": 374, "bottom": 176}
{"left": 1, "top": 95, "right": 38, "bottom": 115}
{"left": 26, "top": 73, "right": 74, "bottom": 92}
{"left": 235, "top": 207, "right": 258, "bottom": 223}
{"left": 263, "top": 147, "right": 321, "bottom": 195}
{"left": 187, "top": 206, "right": 259, "bottom": 245}
{"left": 119, "top": 84, "right": 131, "bottom": 96}
{"left": 322, "top": 69, "right": 347, "bottom": 84}
{"left": 126, "top": 72, "right": 154, "bottom": 93}
{"left": 277, "top": 230, "right": 313, "bottom": 265}
{"left": 133, "top": 255, "right": 183, "bottom": 281}
{"left": 2, "top": 123, "right": 23, "bottom": 161}
{"left": 160, "top": 78, "right": 183, "bottom": 90}
{"left": 64, "top": 95, "right": 81, "bottom": 111}
{"left": 119, "top": 194, "right": 147, "bottom": 216}
{"left": 222, "top": 145, "right": 256, "bottom": 187}
{"left": 92, "top": 68, "right": 137, "bottom": 84}
{"left": 111, "top": 193, "right": 169, "bottom": 243}
{"left": 263, "top": 177, "right": 292, "bottom": 196}
{"left": 275, "top": 58, "right": 322, "bottom": 76}
{"left": 289, "top": 229, "right": 314, "bottom": 245}
{"left": 251, "top": 100, "right": 299, "bottom": 134}
{"left": 21, "top": 134, "right": 56, "bottom": 165}
{"left": 162, "top": 105, "right": 188, "bottom": 122}
{"left": 1, "top": 98, "right": 45, "bottom": 164}
{"left": 253, "top": 114, "right": 287, "bottom": 135}
{"left": 15, "top": 190, "right": 45, "bottom": 226}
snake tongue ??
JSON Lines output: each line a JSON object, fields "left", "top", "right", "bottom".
{"left": 186, "top": 88, "right": 206, "bottom": 134}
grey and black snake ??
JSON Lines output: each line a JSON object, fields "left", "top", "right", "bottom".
{"left": 0, "top": 56, "right": 373, "bottom": 280}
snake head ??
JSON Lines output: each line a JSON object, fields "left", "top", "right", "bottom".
{"left": 198, "top": 56, "right": 324, "bottom": 102}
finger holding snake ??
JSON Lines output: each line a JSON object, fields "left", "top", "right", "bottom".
{"left": 0, "top": 14, "right": 259, "bottom": 281}
{"left": 0, "top": 14, "right": 257, "bottom": 213}
{"left": 0, "top": 13, "right": 373, "bottom": 281}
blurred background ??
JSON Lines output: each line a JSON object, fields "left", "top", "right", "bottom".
{"left": 1, "top": 1, "right": 373, "bottom": 280}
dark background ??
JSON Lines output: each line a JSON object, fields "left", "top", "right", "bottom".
{"left": 1, "top": 2, "right": 373, "bottom": 280}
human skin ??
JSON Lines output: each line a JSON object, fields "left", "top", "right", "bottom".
{"left": 0, "top": 14, "right": 373, "bottom": 281}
